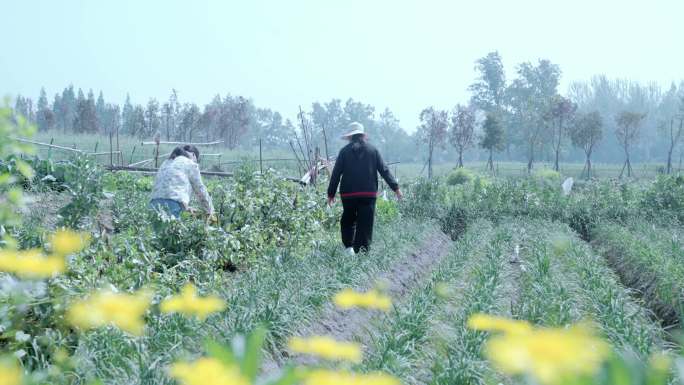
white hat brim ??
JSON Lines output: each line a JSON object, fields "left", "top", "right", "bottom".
{"left": 341, "top": 129, "right": 365, "bottom": 138}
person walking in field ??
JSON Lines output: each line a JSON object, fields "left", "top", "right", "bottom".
{"left": 149, "top": 144, "right": 215, "bottom": 220}
{"left": 327, "top": 122, "right": 402, "bottom": 255}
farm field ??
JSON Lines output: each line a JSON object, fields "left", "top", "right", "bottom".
{"left": 3, "top": 128, "right": 684, "bottom": 385}
{"left": 5, "top": 0, "right": 684, "bottom": 383}
{"left": 26, "top": 130, "right": 676, "bottom": 181}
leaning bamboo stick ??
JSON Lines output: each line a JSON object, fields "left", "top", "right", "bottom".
{"left": 128, "top": 158, "right": 155, "bottom": 167}
{"left": 11, "top": 137, "right": 85, "bottom": 153}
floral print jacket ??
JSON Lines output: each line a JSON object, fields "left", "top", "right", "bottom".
{"left": 150, "top": 156, "right": 214, "bottom": 214}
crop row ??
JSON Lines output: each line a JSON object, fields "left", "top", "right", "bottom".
{"left": 506, "top": 219, "right": 666, "bottom": 357}
{"left": 592, "top": 221, "right": 684, "bottom": 326}
{"left": 359, "top": 220, "right": 510, "bottom": 385}
{"left": 353, "top": 216, "right": 672, "bottom": 385}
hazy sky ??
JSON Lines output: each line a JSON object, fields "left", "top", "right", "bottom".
{"left": 2, "top": 0, "right": 682, "bottom": 131}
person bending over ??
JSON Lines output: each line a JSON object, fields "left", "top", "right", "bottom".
{"left": 149, "top": 144, "right": 214, "bottom": 219}
{"left": 327, "top": 122, "right": 402, "bottom": 255}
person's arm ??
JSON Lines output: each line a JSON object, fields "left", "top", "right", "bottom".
{"left": 187, "top": 162, "right": 214, "bottom": 215}
{"left": 376, "top": 150, "right": 402, "bottom": 199}
{"left": 327, "top": 151, "right": 344, "bottom": 204}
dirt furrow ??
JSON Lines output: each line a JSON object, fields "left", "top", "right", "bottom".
{"left": 264, "top": 229, "right": 452, "bottom": 371}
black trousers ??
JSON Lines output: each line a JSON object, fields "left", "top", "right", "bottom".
{"left": 340, "top": 197, "right": 376, "bottom": 253}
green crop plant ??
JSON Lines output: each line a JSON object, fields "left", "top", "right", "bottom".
{"left": 592, "top": 221, "right": 684, "bottom": 325}
{"left": 360, "top": 220, "right": 498, "bottom": 384}
{"left": 427, "top": 223, "right": 512, "bottom": 385}
{"left": 508, "top": 219, "right": 666, "bottom": 357}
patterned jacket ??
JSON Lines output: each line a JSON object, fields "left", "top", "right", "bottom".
{"left": 150, "top": 156, "right": 214, "bottom": 214}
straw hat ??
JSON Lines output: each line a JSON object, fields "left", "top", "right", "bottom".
{"left": 341, "top": 122, "right": 365, "bottom": 138}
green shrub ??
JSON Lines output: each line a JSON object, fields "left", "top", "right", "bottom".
{"left": 446, "top": 167, "right": 475, "bottom": 186}
{"left": 376, "top": 198, "right": 399, "bottom": 222}
{"left": 400, "top": 178, "right": 449, "bottom": 219}
{"left": 533, "top": 168, "right": 561, "bottom": 182}
{"left": 641, "top": 175, "right": 684, "bottom": 222}
{"left": 402, "top": 173, "right": 683, "bottom": 245}
{"left": 57, "top": 156, "right": 104, "bottom": 229}
{"left": 102, "top": 171, "right": 153, "bottom": 193}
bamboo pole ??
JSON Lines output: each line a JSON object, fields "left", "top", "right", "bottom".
{"left": 129, "top": 158, "right": 153, "bottom": 167}
{"left": 321, "top": 123, "right": 329, "bottom": 161}
{"left": 129, "top": 145, "right": 137, "bottom": 165}
{"left": 289, "top": 140, "right": 304, "bottom": 175}
{"left": 116, "top": 123, "right": 120, "bottom": 165}
{"left": 109, "top": 133, "right": 113, "bottom": 167}
{"left": 47, "top": 138, "right": 54, "bottom": 159}
{"left": 11, "top": 137, "right": 84, "bottom": 153}
{"left": 154, "top": 141, "right": 160, "bottom": 168}
{"left": 89, "top": 151, "right": 122, "bottom": 156}
{"left": 259, "top": 138, "right": 263, "bottom": 175}
{"left": 141, "top": 140, "right": 223, "bottom": 146}
{"left": 106, "top": 165, "right": 233, "bottom": 178}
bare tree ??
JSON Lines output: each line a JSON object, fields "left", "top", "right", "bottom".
{"left": 661, "top": 96, "right": 684, "bottom": 174}
{"left": 417, "top": 107, "right": 448, "bottom": 179}
{"left": 615, "top": 111, "right": 646, "bottom": 177}
{"left": 663, "top": 116, "right": 684, "bottom": 174}
{"left": 570, "top": 111, "right": 603, "bottom": 179}
{"left": 449, "top": 104, "right": 476, "bottom": 168}
{"left": 549, "top": 96, "right": 577, "bottom": 171}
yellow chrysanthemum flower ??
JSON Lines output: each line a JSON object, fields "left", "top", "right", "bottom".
{"left": 160, "top": 284, "right": 226, "bottom": 321}
{"left": 0, "top": 358, "right": 22, "bottom": 385}
{"left": 467, "top": 313, "right": 533, "bottom": 335}
{"left": 648, "top": 352, "right": 672, "bottom": 373}
{"left": 50, "top": 229, "right": 89, "bottom": 256}
{"left": 302, "top": 369, "right": 400, "bottom": 385}
{"left": 333, "top": 288, "right": 392, "bottom": 311}
{"left": 288, "top": 335, "right": 362, "bottom": 363}
{"left": 485, "top": 324, "right": 610, "bottom": 385}
{"left": 0, "top": 249, "right": 65, "bottom": 278}
{"left": 170, "top": 357, "right": 250, "bottom": 385}
{"left": 67, "top": 289, "right": 152, "bottom": 335}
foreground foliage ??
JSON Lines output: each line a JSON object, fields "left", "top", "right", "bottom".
{"left": 4, "top": 103, "right": 684, "bottom": 385}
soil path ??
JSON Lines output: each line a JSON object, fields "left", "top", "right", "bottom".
{"left": 264, "top": 229, "right": 452, "bottom": 371}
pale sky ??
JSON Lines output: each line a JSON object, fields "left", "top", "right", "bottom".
{"left": 2, "top": 0, "right": 682, "bottom": 131}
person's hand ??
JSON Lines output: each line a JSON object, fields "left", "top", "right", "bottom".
{"left": 395, "top": 189, "right": 403, "bottom": 201}
{"left": 327, "top": 195, "right": 336, "bottom": 207}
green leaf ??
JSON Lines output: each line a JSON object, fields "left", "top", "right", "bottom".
{"left": 605, "top": 354, "right": 636, "bottom": 385}
{"left": 205, "top": 339, "right": 237, "bottom": 366}
{"left": 241, "top": 327, "right": 267, "bottom": 382}
{"left": 265, "top": 366, "right": 301, "bottom": 385}
{"left": 15, "top": 159, "right": 35, "bottom": 179}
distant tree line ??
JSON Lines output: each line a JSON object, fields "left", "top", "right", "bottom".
{"left": 416, "top": 51, "right": 684, "bottom": 176}
{"left": 17, "top": 87, "right": 295, "bottom": 150}
{"left": 14, "top": 87, "right": 418, "bottom": 162}
{"left": 13, "top": 57, "right": 684, "bottom": 173}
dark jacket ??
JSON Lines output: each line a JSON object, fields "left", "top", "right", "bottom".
{"left": 327, "top": 140, "right": 399, "bottom": 199}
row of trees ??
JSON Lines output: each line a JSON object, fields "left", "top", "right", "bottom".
{"left": 13, "top": 88, "right": 417, "bottom": 161}
{"left": 15, "top": 87, "right": 296, "bottom": 150}
{"left": 14, "top": 56, "right": 684, "bottom": 173}
{"left": 416, "top": 52, "right": 684, "bottom": 177}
